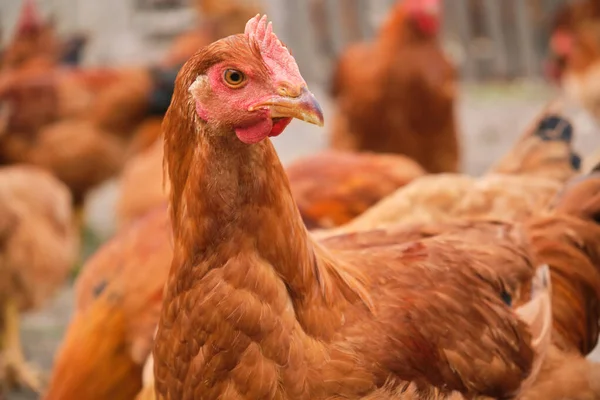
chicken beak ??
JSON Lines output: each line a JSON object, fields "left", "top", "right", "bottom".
{"left": 249, "top": 86, "right": 325, "bottom": 127}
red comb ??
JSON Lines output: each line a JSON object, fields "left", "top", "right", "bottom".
{"left": 16, "top": 0, "right": 43, "bottom": 34}
{"left": 244, "top": 14, "right": 293, "bottom": 63}
{"left": 404, "top": 0, "right": 441, "bottom": 15}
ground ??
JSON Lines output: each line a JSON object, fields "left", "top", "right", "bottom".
{"left": 9, "top": 82, "right": 600, "bottom": 399}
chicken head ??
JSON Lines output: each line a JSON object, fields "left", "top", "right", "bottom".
{"left": 403, "top": 0, "right": 441, "bottom": 36}
{"left": 187, "top": 14, "right": 323, "bottom": 145}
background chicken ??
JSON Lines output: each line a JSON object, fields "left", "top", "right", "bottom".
{"left": 286, "top": 151, "right": 425, "bottom": 229}
{"left": 0, "top": 0, "right": 88, "bottom": 72}
{"left": 44, "top": 205, "right": 171, "bottom": 400}
{"left": 547, "top": 0, "right": 600, "bottom": 121}
{"left": 0, "top": 165, "right": 78, "bottom": 394}
{"left": 330, "top": 106, "right": 580, "bottom": 234}
{"left": 329, "top": 0, "right": 460, "bottom": 173}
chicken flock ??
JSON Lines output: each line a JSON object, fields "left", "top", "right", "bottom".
{"left": 0, "top": 0, "right": 600, "bottom": 399}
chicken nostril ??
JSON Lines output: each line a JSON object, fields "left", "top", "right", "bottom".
{"left": 277, "top": 84, "right": 304, "bottom": 98}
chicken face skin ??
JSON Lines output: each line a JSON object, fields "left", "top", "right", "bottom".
{"left": 187, "top": 15, "right": 323, "bottom": 144}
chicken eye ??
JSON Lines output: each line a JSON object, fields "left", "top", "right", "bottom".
{"left": 223, "top": 69, "right": 246, "bottom": 88}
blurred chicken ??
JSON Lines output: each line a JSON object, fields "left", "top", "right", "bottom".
{"left": 547, "top": 0, "right": 600, "bottom": 121}
{"left": 330, "top": 106, "right": 580, "bottom": 234}
{"left": 44, "top": 205, "right": 171, "bottom": 400}
{"left": 0, "top": 62, "right": 180, "bottom": 212}
{"left": 0, "top": 0, "right": 88, "bottom": 71}
{"left": 0, "top": 165, "right": 78, "bottom": 394}
{"left": 287, "top": 151, "right": 425, "bottom": 229}
{"left": 330, "top": 0, "right": 460, "bottom": 173}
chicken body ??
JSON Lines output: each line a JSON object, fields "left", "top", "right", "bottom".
{"left": 0, "top": 165, "right": 78, "bottom": 393}
{"left": 154, "top": 17, "right": 547, "bottom": 399}
{"left": 330, "top": 0, "right": 460, "bottom": 173}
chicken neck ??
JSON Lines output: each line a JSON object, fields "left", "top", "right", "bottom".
{"left": 166, "top": 124, "right": 326, "bottom": 306}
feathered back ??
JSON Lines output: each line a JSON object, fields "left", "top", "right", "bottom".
{"left": 526, "top": 167, "right": 600, "bottom": 354}
{"left": 489, "top": 101, "right": 581, "bottom": 182}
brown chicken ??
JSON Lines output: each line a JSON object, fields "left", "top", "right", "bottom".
{"left": 44, "top": 205, "right": 171, "bottom": 400}
{"left": 153, "top": 16, "right": 553, "bottom": 399}
{"left": 0, "top": 61, "right": 180, "bottom": 209}
{"left": 330, "top": 106, "right": 580, "bottom": 235}
{"left": 46, "top": 122, "right": 594, "bottom": 400}
{"left": 0, "top": 0, "right": 87, "bottom": 71}
{"left": 547, "top": 0, "right": 600, "bottom": 121}
{"left": 330, "top": 0, "right": 460, "bottom": 173}
{"left": 0, "top": 165, "right": 78, "bottom": 394}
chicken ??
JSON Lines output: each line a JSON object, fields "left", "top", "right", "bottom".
{"left": 153, "top": 15, "right": 552, "bottom": 399}
{"left": 44, "top": 205, "right": 172, "bottom": 400}
{"left": 331, "top": 107, "right": 580, "bottom": 234}
{"left": 0, "top": 165, "right": 78, "bottom": 394}
{"left": 547, "top": 0, "right": 600, "bottom": 121}
{"left": 0, "top": 0, "right": 87, "bottom": 71}
{"left": 330, "top": 0, "right": 460, "bottom": 173}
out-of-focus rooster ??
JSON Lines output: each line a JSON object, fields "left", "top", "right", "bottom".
{"left": 330, "top": 0, "right": 460, "bottom": 173}
{"left": 153, "top": 15, "right": 554, "bottom": 399}
{"left": 0, "top": 165, "right": 78, "bottom": 394}
{"left": 44, "top": 206, "right": 172, "bottom": 400}
{"left": 547, "top": 0, "right": 600, "bottom": 122}
{"left": 0, "top": 0, "right": 88, "bottom": 71}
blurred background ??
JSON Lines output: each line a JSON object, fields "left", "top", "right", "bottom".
{"left": 1, "top": 0, "right": 600, "bottom": 399}
{"left": 0, "top": 0, "right": 572, "bottom": 81}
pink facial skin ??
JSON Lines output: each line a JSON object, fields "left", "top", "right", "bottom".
{"left": 193, "top": 61, "right": 295, "bottom": 144}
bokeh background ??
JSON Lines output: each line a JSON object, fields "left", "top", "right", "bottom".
{"left": 1, "top": 0, "right": 600, "bottom": 399}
